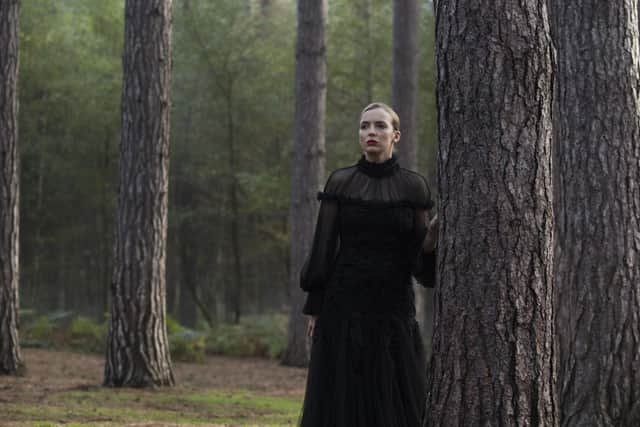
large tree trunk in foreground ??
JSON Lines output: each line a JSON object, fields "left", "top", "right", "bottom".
{"left": 105, "top": 0, "right": 175, "bottom": 387}
{"left": 0, "top": 0, "right": 24, "bottom": 376}
{"left": 281, "top": 0, "right": 327, "bottom": 367}
{"left": 426, "top": 1, "right": 556, "bottom": 425}
{"left": 551, "top": 2, "right": 640, "bottom": 425}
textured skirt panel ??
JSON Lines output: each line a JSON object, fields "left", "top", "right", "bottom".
{"left": 299, "top": 314, "right": 426, "bottom": 427}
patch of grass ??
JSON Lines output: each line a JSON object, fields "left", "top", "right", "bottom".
{"left": 3, "top": 386, "right": 302, "bottom": 426}
{"left": 181, "top": 390, "right": 300, "bottom": 414}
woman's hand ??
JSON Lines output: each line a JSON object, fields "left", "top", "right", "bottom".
{"left": 423, "top": 214, "right": 439, "bottom": 254}
{"left": 307, "top": 315, "right": 319, "bottom": 338}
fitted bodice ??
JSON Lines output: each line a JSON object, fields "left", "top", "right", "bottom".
{"left": 300, "top": 155, "right": 437, "bottom": 316}
{"left": 336, "top": 203, "right": 415, "bottom": 278}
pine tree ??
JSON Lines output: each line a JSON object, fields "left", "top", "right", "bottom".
{"left": 104, "top": 0, "right": 175, "bottom": 387}
{"left": 425, "top": 1, "right": 556, "bottom": 424}
{"left": 0, "top": 0, "right": 24, "bottom": 376}
{"left": 551, "top": 1, "right": 640, "bottom": 425}
{"left": 281, "top": 0, "right": 328, "bottom": 367}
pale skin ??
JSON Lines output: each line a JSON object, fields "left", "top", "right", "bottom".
{"left": 306, "top": 107, "right": 439, "bottom": 338}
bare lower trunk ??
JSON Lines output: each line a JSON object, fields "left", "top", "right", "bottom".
{"left": 104, "top": 0, "right": 175, "bottom": 388}
{"left": 281, "top": 0, "right": 327, "bottom": 367}
{"left": 0, "top": 0, "right": 24, "bottom": 376}
{"left": 426, "top": 1, "right": 556, "bottom": 425}
{"left": 551, "top": 2, "right": 640, "bottom": 425}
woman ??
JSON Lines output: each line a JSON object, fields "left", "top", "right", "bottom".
{"left": 299, "top": 102, "right": 438, "bottom": 427}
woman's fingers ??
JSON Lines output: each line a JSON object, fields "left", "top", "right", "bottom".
{"left": 307, "top": 318, "right": 315, "bottom": 337}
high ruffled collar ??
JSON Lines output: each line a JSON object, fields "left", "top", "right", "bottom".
{"left": 356, "top": 154, "right": 400, "bottom": 178}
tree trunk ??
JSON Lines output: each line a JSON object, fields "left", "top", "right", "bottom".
{"left": 391, "top": 0, "right": 419, "bottom": 170}
{"left": 281, "top": 0, "right": 327, "bottom": 367}
{"left": 551, "top": 2, "right": 640, "bottom": 425}
{"left": 0, "top": 0, "right": 24, "bottom": 376}
{"left": 226, "top": 85, "right": 243, "bottom": 324}
{"left": 100, "top": 127, "right": 113, "bottom": 321}
{"left": 426, "top": 2, "right": 556, "bottom": 425}
{"left": 259, "top": 0, "right": 271, "bottom": 16}
{"left": 354, "top": 0, "right": 373, "bottom": 105}
{"left": 105, "top": 0, "right": 175, "bottom": 388}
{"left": 33, "top": 115, "right": 46, "bottom": 307}
{"left": 177, "top": 224, "right": 200, "bottom": 328}
{"left": 392, "top": 0, "right": 427, "bottom": 346}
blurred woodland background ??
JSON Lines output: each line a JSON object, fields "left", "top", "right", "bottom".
{"left": 18, "top": 0, "right": 436, "bottom": 328}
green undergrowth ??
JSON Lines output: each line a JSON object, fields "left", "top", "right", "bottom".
{"left": 205, "top": 314, "right": 287, "bottom": 359}
{"left": 3, "top": 387, "right": 300, "bottom": 426}
{"left": 19, "top": 310, "right": 288, "bottom": 362}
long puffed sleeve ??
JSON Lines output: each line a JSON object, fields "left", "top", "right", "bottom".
{"left": 300, "top": 179, "right": 341, "bottom": 315}
{"left": 411, "top": 208, "right": 437, "bottom": 288}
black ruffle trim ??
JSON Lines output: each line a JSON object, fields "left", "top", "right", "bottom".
{"left": 317, "top": 191, "right": 434, "bottom": 209}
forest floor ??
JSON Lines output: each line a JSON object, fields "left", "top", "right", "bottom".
{"left": 0, "top": 348, "right": 307, "bottom": 427}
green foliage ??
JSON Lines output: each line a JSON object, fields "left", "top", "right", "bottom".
{"left": 165, "top": 314, "right": 184, "bottom": 335}
{"left": 20, "top": 311, "right": 105, "bottom": 353}
{"left": 18, "top": 0, "right": 438, "bottom": 324}
{"left": 170, "top": 330, "right": 208, "bottom": 363}
{"left": 20, "top": 0, "right": 123, "bottom": 315}
{"left": 166, "top": 315, "right": 208, "bottom": 362}
{"left": 206, "top": 313, "right": 287, "bottom": 359}
{"left": 68, "top": 316, "right": 108, "bottom": 353}
{"left": 21, "top": 314, "right": 56, "bottom": 348}
{"left": 20, "top": 311, "right": 286, "bottom": 361}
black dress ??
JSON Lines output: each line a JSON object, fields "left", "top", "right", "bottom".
{"left": 299, "top": 155, "right": 436, "bottom": 427}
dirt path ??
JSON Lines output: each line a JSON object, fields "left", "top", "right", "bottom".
{"left": 0, "top": 348, "right": 307, "bottom": 404}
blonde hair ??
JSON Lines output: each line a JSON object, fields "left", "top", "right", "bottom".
{"left": 361, "top": 102, "right": 400, "bottom": 131}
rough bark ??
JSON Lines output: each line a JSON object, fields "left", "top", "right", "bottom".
{"left": 105, "top": 0, "right": 175, "bottom": 387}
{"left": 0, "top": 0, "right": 24, "bottom": 376}
{"left": 426, "top": 1, "right": 556, "bottom": 426}
{"left": 281, "top": 0, "right": 327, "bottom": 367}
{"left": 392, "top": 0, "right": 420, "bottom": 170}
{"left": 551, "top": 2, "right": 640, "bottom": 425}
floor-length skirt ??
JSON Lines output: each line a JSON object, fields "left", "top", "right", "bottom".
{"left": 299, "top": 313, "right": 426, "bottom": 427}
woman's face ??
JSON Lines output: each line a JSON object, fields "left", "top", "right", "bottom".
{"left": 359, "top": 108, "right": 400, "bottom": 162}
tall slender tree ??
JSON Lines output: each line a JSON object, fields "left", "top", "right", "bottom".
{"left": 551, "top": 2, "right": 640, "bottom": 425}
{"left": 0, "top": 0, "right": 23, "bottom": 376}
{"left": 391, "top": 0, "right": 430, "bottom": 345}
{"left": 104, "top": 0, "right": 175, "bottom": 387}
{"left": 281, "top": 0, "right": 327, "bottom": 367}
{"left": 391, "top": 0, "right": 419, "bottom": 170}
{"left": 425, "top": 1, "right": 556, "bottom": 425}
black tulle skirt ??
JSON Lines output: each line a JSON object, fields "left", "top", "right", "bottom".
{"left": 299, "top": 313, "right": 426, "bottom": 427}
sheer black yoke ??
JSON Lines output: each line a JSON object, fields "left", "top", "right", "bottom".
{"left": 300, "top": 154, "right": 436, "bottom": 316}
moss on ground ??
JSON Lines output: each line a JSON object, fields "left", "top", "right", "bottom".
{"left": 2, "top": 387, "right": 301, "bottom": 426}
